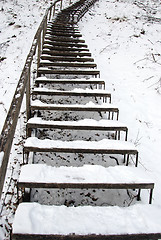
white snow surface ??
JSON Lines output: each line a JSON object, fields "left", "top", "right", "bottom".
{"left": 19, "top": 164, "right": 153, "bottom": 184}
{"left": 0, "top": 151, "right": 4, "bottom": 168}
{"left": 78, "top": 0, "right": 161, "bottom": 206}
{"left": 35, "top": 76, "right": 105, "bottom": 83}
{"left": 1, "top": 0, "right": 161, "bottom": 238}
{"left": 27, "top": 117, "right": 126, "bottom": 127}
{"left": 0, "top": 0, "right": 56, "bottom": 134}
{"left": 12, "top": 202, "right": 161, "bottom": 235}
{"left": 24, "top": 137, "right": 137, "bottom": 150}
{"left": 31, "top": 99, "right": 117, "bottom": 108}
{"left": 33, "top": 87, "right": 108, "bottom": 93}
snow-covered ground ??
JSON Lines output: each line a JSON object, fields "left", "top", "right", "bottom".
{"left": 0, "top": 0, "right": 63, "bottom": 133}
{"left": 1, "top": 0, "right": 161, "bottom": 239}
{"left": 79, "top": 0, "right": 161, "bottom": 205}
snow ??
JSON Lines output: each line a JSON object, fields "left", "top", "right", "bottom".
{"left": 36, "top": 76, "right": 48, "bottom": 80}
{"left": 0, "top": 152, "right": 4, "bottom": 168}
{"left": 40, "top": 59, "right": 51, "bottom": 63}
{"left": 12, "top": 202, "right": 161, "bottom": 235}
{"left": 27, "top": 117, "right": 126, "bottom": 127}
{"left": 78, "top": 0, "right": 161, "bottom": 205}
{"left": 1, "top": 0, "right": 161, "bottom": 238}
{"left": 31, "top": 99, "right": 117, "bottom": 108}
{"left": 24, "top": 137, "right": 137, "bottom": 151}
{"left": 38, "top": 67, "right": 97, "bottom": 71}
{"left": 0, "top": 0, "right": 56, "bottom": 134}
{"left": 35, "top": 76, "right": 105, "bottom": 83}
{"left": 19, "top": 164, "right": 153, "bottom": 184}
{"left": 33, "top": 87, "right": 108, "bottom": 93}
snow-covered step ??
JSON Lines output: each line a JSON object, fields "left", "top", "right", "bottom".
{"left": 46, "top": 31, "right": 82, "bottom": 38}
{"left": 47, "top": 22, "right": 79, "bottom": 28}
{"left": 35, "top": 77, "right": 105, "bottom": 89}
{"left": 43, "top": 43, "right": 89, "bottom": 52}
{"left": 23, "top": 138, "right": 138, "bottom": 166}
{"left": 39, "top": 61, "right": 97, "bottom": 68}
{"left": 37, "top": 68, "right": 100, "bottom": 76}
{"left": 43, "top": 40, "right": 88, "bottom": 48}
{"left": 18, "top": 164, "right": 154, "bottom": 203}
{"left": 46, "top": 30, "right": 82, "bottom": 37}
{"left": 44, "top": 36, "right": 85, "bottom": 43}
{"left": 47, "top": 25, "right": 80, "bottom": 30}
{"left": 47, "top": 24, "right": 79, "bottom": 31}
{"left": 40, "top": 54, "right": 94, "bottom": 62}
{"left": 46, "top": 27, "right": 80, "bottom": 34}
{"left": 31, "top": 100, "right": 119, "bottom": 120}
{"left": 27, "top": 118, "right": 128, "bottom": 140}
{"left": 12, "top": 203, "right": 161, "bottom": 239}
{"left": 48, "top": 27, "right": 80, "bottom": 32}
{"left": 32, "top": 88, "right": 111, "bottom": 102}
{"left": 42, "top": 49, "right": 91, "bottom": 57}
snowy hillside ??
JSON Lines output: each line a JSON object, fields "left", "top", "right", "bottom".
{"left": 1, "top": 0, "right": 161, "bottom": 239}
{"left": 0, "top": 0, "right": 54, "bottom": 133}
{"left": 79, "top": 0, "right": 161, "bottom": 205}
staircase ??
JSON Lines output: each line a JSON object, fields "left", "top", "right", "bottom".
{"left": 11, "top": 0, "right": 161, "bottom": 239}
{"left": 37, "top": 16, "right": 100, "bottom": 77}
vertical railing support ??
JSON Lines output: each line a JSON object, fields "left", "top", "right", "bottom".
{"left": 49, "top": 7, "right": 52, "bottom": 20}
{"left": 53, "top": 4, "right": 56, "bottom": 17}
{"left": 60, "top": 0, "right": 63, "bottom": 10}
{"left": 26, "top": 65, "right": 31, "bottom": 121}
{"left": 37, "top": 35, "right": 41, "bottom": 73}
{"left": 42, "top": 16, "right": 47, "bottom": 46}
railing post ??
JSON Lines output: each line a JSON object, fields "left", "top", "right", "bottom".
{"left": 37, "top": 36, "right": 41, "bottom": 73}
{"left": 26, "top": 65, "right": 31, "bottom": 121}
{"left": 49, "top": 7, "right": 52, "bottom": 20}
{"left": 53, "top": 4, "right": 56, "bottom": 17}
{"left": 42, "top": 16, "right": 47, "bottom": 46}
{"left": 60, "top": 0, "right": 63, "bottom": 10}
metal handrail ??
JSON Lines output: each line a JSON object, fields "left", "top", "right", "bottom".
{"left": 0, "top": 0, "right": 68, "bottom": 200}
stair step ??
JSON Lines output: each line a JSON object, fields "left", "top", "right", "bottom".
{"left": 47, "top": 25, "right": 80, "bottom": 31}
{"left": 47, "top": 22, "right": 79, "bottom": 27}
{"left": 46, "top": 23, "right": 79, "bottom": 28}
{"left": 42, "top": 49, "right": 91, "bottom": 57}
{"left": 39, "top": 61, "right": 96, "bottom": 68}
{"left": 23, "top": 137, "right": 138, "bottom": 166}
{"left": 46, "top": 33, "right": 82, "bottom": 38}
{"left": 12, "top": 203, "right": 161, "bottom": 239}
{"left": 43, "top": 40, "right": 88, "bottom": 48}
{"left": 37, "top": 68, "right": 100, "bottom": 76}
{"left": 43, "top": 45, "right": 89, "bottom": 52}
{"left": 18, "top": 164, "right": 154, "bottom": 203}
{"left": 46, "top": 28, "right": 81, "bottom": 34}
{"left": 48, "top": 22, "right": 79, "bottom": 29}
{"left": 31, "top": 100, "right": 119, "bottom": 120}
{"left": 32, "top": 87, "right": 111, "bottom": 101}
{"left": 27, "top": 118, "right": 128, "bottom": 140}
{"left": 43, "top": 44, "right": 89, "bottom": 51}
{"left": 47, "top": 27, "right": 80, "bottom": 33}
{"left": 40, "top": 55, "right": 94, "bottom": 62}
{"left": 45, "top": 36, "right": 85, "bottom": 43}
{"left": 35, "top": 77, "right": 105, "bottom": 88}
{"left": 46, "top": 30, "right": 82, "bottom": 37}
